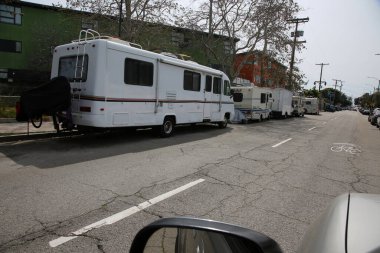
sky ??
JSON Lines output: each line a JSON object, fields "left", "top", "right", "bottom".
{"left": 25, "top": 0, "right": 380, "bottom": 99}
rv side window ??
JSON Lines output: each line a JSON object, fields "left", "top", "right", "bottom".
{"left": 58, "top": 55, "right": 88, "bottom": 82}
{"left": 184, "top": 70, "right": 201, "bottom": 91}
{"left": 306, "top": 101, "right": 311, "bottom": 105}
{"left": 260, "top": 93, "right": 266, "bottom": 103}
{"left": 233, "top": 93, "right": 243, "bottom": 102}
{"left": 205, "top": 75, "right": 212, "bottom": 92}
{"left": 124, "top": 58, "right": 154, "bottom": 86}
{"left": 269, "top": 93, "right": 272, "bottom": 98}
{"left": 223, "top": 80, "right": 230, "bottom": 95}
{"left": 213, "top": 77, "right": 221, "bottom": 94}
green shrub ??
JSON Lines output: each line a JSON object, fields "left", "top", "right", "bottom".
{"left": 0, "top": 106, "right": 16, "bottom": 118}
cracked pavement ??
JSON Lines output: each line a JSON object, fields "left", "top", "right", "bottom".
{"left": 0, "top": 110, "right": 380, "bottom": 252}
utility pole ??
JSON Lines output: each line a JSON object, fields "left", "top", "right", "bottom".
{"left": 118, "top": 0, "right": 123, "bottom": 37}
{"left": 333, "top": 79, "right": 341, "bottom": 90}
{"left": 332, "top": 79, "right": 341, "bottom": 105}
{"left": 287, "top": 17, "right": 309, "bottom": 91}
{"left": 339, "top": 80, "right": 344, "bottom": 92}
{"left": 315, "top": 63, "right": 329, "bottom": 91}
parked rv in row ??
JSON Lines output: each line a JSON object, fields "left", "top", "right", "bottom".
{"left": 16, "top": 29, "right": 322, "bottom": 137}
{"left": 303, "top": 97, "right": 319, "bottom": 115}
{"left": 271, "top": 88, "right": 293, "bottom": 118}
{"left": 17, "top": 30, "right": 235, "bottom": 137}
{"left": 231, "top": 86, "right": 272, "bottom": 123}
{"left": 292, "top": 96, "right": 304, "bottom": 117}
{"left": 231, "top": 80, "right": 294, "bottom": 123}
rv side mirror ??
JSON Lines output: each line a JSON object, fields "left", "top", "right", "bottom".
{"left": 130, "top": 217, "right": 282, "bottom": 253}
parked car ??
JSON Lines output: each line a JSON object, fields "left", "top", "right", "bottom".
{"left": 368, "top": 108, "right": 380, "bottom": 125}
{"left": 377, "top": 116, "right": 380, "bottom": 129}
{"left": 325, "top": 104, "right": 336, "bottom": 112}
{"left": 130, "top": 193, "right": 380, "bottom": 253}
{"left": 361, "top": 109, "right": 370, "bottom": 115}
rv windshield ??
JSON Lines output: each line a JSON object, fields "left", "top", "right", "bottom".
{"left": 58, "top": 55, "right": 88, "bottom": 82}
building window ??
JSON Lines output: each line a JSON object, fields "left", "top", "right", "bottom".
{"left": 0, "top": 69, "right": 8, "bottom": 79}
{"left": 255, "top": 75, "right": 261, "bottom": 83}
{"left": 125, "top": 58, "right": 154, "bottom": 86}
{"left": 81, "top": 19, "right": 98, "bottom": 30}
{"left": 184, "top": 70, "right": 201, "bottom": 91}
{"left": 172, "top": 31, "right": 184, "bottom": 47}
{"left": 0, "top": 39, "right": 22, "bottom": 53}
{"left": 205, "top": 75, "right": 212, "bottom": 92}
{"left": 59, "top": 55, "right": 88, "bottom": 82}
{"left": 223, "top": 41, "right": 233, "bottom": 55}
{"left": 213, "top": 77, "right": 221, "bottom": 94}
{"left": 0, "top": 4, "right": 22, "bottom": 25}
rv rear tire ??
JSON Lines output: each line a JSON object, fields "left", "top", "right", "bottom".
{"left": 160, "top": 117, "right": 175, "bottom": 137}
{"left": 218, "top": 116, "right": 228, "bottom": 128}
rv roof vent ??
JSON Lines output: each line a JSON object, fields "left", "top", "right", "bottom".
{"left": 106, "top": 37, "right": 142, "bottom": 49}
{"left": 160, "top": 52, "right": 179, "bottom": 59}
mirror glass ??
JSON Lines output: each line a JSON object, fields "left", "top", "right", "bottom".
{"left": 144, "top": 228, "right": 258, "bottom": 253}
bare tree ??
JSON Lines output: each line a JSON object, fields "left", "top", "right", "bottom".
{"left": 65, "top": 0, "right": 179, "bottom": 41}
{"left": 176, "top": 0, "right": 300, "bottom": 83}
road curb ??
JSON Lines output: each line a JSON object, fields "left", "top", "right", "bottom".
{"left": 0, "top": 131, "right": 82, "bottom": 143}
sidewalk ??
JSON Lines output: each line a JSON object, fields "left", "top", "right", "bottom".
{"left": 0, "top": 119, "right": 56, "bottom": 137}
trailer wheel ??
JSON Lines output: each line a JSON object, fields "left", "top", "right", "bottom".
{"left": 160, "top": 117, "right": 175, "bottom": 137}
{"left": 31, "top": 116, "right": 43, "bottom": 128}
{"left": 218, "top": 116, "right": 228, "bottom": 128}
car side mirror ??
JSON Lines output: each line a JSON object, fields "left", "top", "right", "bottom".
{"left": 130, "top": 217, "right": 282, "bottom": 253}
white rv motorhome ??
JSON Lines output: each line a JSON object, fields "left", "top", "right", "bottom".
{"left": 50, "top": 30, "right": 234, "bottom": 136}
{"left": 271, "top": 88, "right": 293, "bottom": 118}
{"left": 303, "top": 97, "right": 319, "bottom": 114}
{"left": 230, "top": 86, "right": 272, "bottom": 123}
{"left": 292, "top": 95, "right": 305, "bottom": 117}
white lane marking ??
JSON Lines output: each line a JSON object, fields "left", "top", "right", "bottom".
{"left": 49, "top": 178, "right": 205, "bottom": 248}
{"left": 272, "top": 138, "right": 292, "bottom": 148}
{"left": 308, "top": 127, "right": 316, "bottom": 131}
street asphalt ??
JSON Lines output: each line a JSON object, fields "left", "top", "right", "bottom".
{"left": 0, "top": 111, "right": 379, "bottom": 253}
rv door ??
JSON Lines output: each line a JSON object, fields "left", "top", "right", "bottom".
{"left": 203, "top": 75, "right": 212, "bottom": 119}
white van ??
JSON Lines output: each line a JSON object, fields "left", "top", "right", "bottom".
{"left": 271, "top": 88, "right": 293, "bottom": 118}
{"left": 50, "top": 30, "right": 234, "bottom": 136}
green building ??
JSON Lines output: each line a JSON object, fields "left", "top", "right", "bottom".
{"left": 0, "top": 1, "right": 234, "bottom": 95}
